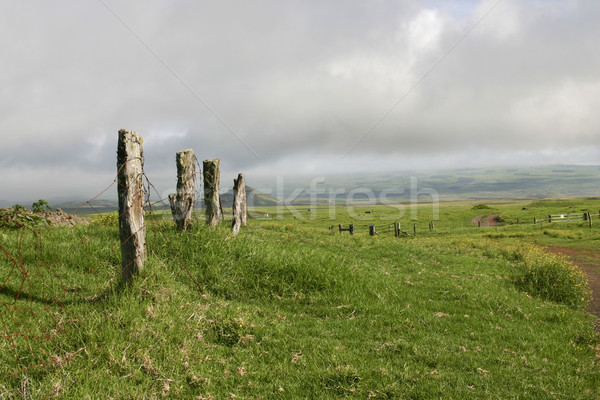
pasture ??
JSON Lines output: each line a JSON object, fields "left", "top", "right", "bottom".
{"left": 0, "top": 198, "right": 599, "bottom": 398}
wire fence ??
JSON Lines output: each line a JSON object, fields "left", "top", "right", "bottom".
{"left": 0, "top": 155, "right": 209, "bottom": 393}
{"left": 332, "top": 214, "right": 598, "bottom": 238}
{"left": 1, "top": 138, "right": 598, "bottom": 391}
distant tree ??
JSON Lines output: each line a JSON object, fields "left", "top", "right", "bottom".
{"left": 12, "top": 204, "right": 26, "bottom": 213}
{"left": 32, "top": 199, "right": 52, "bottom": 213}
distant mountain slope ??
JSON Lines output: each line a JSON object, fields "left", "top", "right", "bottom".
{"left": 17, "top": 165, "right": 600, "bottom": 211}
{"left": 220, "top": 185, "right": 278, "bottom": 208}
{"left": 278, "top": 165, "right": 600, "bottom": 203}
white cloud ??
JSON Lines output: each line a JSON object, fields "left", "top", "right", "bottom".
{"left": 406, "top": 9, "right": 444, "bottom": 52}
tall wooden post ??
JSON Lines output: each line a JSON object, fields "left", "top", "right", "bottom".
{"left": 231, "top": 173, "right": 247, "bottom": 235}
{"left": 203, "top": 159, "right": 221, "bottom": 227}
{"left": 117, "top": 129, "right": 146, "bottom": 283}
{"left": 170, "top": 149, "right": 196, "bottom": 231}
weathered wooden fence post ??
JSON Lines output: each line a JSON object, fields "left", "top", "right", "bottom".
{"left": 231, "top": 173, "right": 247, "bottom": 235}
{"left": 203, "top": 159, "right": 221, "bottom": 227}
{"left": 349, "top": 224, "right": 355, "bottom": 235}
{"left": 369, "top": 225, "right": 376, "bottom": 236}
{"left": 170, "top": 149, "right": 196, "bottom": 231}
{"left": 117, "top": 129, "right": 146, "bottom": 283}
{"left": 413, "top": 223, "right": 417, "bottom": 236}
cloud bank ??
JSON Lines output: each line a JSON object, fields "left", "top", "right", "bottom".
{"left": 1, "top": 0, "right": 599, "bottom": 200}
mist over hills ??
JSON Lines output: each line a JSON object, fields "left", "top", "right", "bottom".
{"left": 219, "top": 186, "right": 278, "bottom": 208}
{"left": 301, "top": 165, "right": 600, "bottom": 202}
{"left": 3, "top": 165, "right": 599, "bottom": 211}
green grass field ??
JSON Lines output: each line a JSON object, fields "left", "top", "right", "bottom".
{"left": 0, "top": 198, "right": 599, "bottom": 398}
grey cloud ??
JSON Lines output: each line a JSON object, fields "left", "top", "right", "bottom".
{"left": 1, "top": 0, "right": 599, "bottom": 200}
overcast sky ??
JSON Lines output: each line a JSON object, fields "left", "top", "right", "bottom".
{"left": 1, "top": 0, "right": 599, "bottom": 202}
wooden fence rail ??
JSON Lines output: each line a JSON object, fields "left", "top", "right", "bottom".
{"left": 535, "top": 212, "right": 599, "bottom": 224}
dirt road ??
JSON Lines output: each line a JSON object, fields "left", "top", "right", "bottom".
{"left": 545, "top": 246, "right": 600, "bottom": 324}
{"left": 471, "top": 214, "right": 501, "bottom": 227}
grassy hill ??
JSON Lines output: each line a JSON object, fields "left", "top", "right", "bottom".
{"left": 0, "top": 198, "right": 598, "bottom": 398}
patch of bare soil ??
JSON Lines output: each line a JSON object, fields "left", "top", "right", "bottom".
{"left": 471, "top": 214, "right": 501, "bottom": 227}
{"left": 546, "top": 246, "right": 600, "bottom": 323}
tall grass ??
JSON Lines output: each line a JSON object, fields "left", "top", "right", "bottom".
{"left": 0, "top": 204, "right": 599, "bottom": 398}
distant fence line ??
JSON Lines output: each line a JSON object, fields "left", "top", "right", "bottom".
{"left": 332, "top": 211, "right": 599, "bottom": 237}
{"left": 534, "top": 212, "right": 600, "bottom": 224}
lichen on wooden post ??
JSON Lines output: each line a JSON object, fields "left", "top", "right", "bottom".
{"left": 170, "top": 149, "right": 196, "bottom": 231}
{"left": 117, "top": 129, "right": 146, "bottom": 283}
{"left": 231, "top": 173, "right": 247, "bottom": 235}
{"left": 203, "top": 158, "right": 221, "bottom": 227}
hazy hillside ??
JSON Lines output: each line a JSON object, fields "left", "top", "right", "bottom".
{"left": 277, "top": 165, "right": 600, "bottom": 203}
{"left": 220, "top": 185, "right": 279, "bottom": 208}
{"left": 8, "top": 165, "right": 600, "bottom": 212}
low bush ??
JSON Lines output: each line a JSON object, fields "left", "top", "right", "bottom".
{"left": 543, "top": 229, "right": 584, "bottom": 240}
{"left": 0, "top": 205, "right": 50, "bottom": 229}
{"left": 502, "top": 243, "right": 591, "bottom": 309}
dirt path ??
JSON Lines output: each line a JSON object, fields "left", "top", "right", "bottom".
{"left": 545, "top": 246, "right": 600, "bottom": 322}
{"left": 471, "top": 214, "right": 501, "bottom": 227}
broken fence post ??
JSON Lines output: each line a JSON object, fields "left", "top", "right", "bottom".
{"left": 117, "top": 129, "right": 146, "bottom": 284}
{"left": 231, "top": 173, "right": 247, "bottom": 235}
{"left": 369, "top": 224, "right": 376, "bottom": 236}
{"left": 170, "top": 149, "right": 196, "bottom": 232}
{"left": 203, "top": 158, "right": 222, "bottom": 228}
